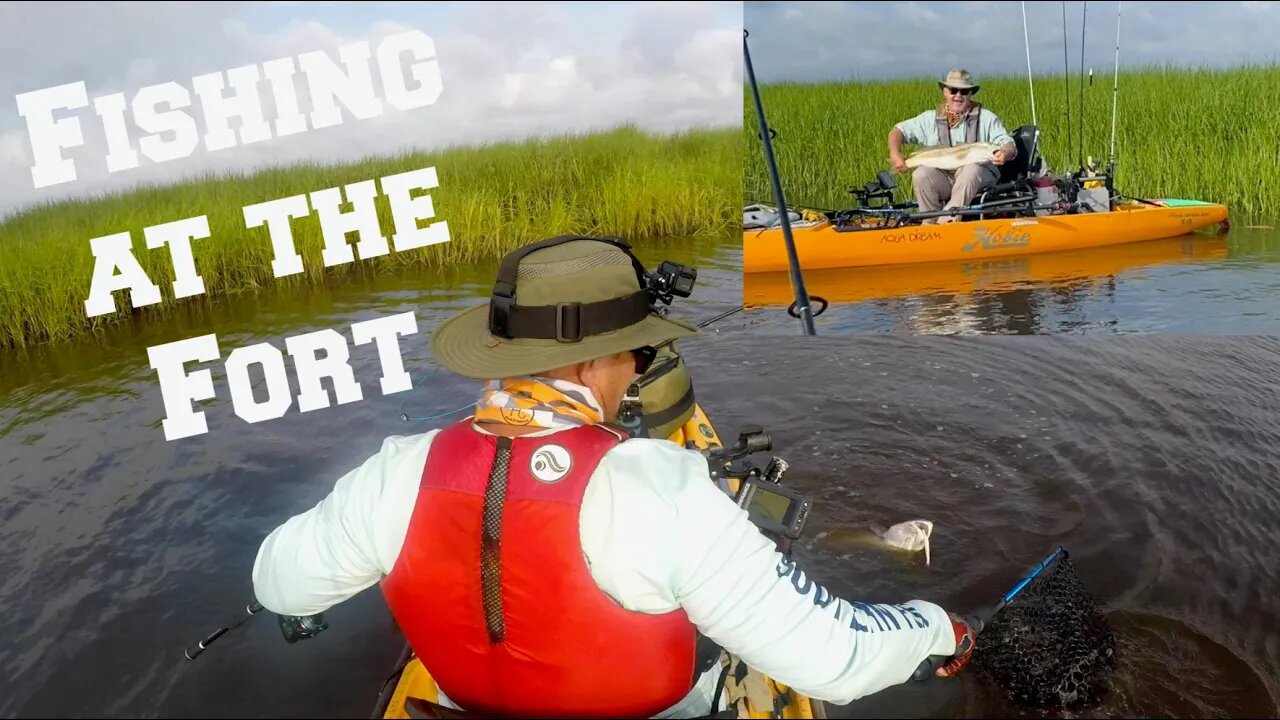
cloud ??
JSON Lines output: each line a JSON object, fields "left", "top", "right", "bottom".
{"left": 745, "top": 1, "right": 1280, "bottom": 84}
{"left": 0, "top": 1, "right": 742, "bottom": 219}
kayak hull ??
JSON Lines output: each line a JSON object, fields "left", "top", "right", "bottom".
{"left": 742, "top": 200, "right": 1230, "bottom": 274}
{"left": 744, "top": 234, "right": 1230, "bottom": 308}
{"left": 373, "top": 651, "right": 823, "bottom": 719}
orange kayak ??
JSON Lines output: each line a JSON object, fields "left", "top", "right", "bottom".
{"left": 742, "top": 199, "right": 1230, "bottom": 274}
{"left": 744, "top": 234, "right": 1230, "bottom": 308}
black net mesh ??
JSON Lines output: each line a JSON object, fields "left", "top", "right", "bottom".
{"left": 971, "top": 554, "right": 1118, "bottom": 709}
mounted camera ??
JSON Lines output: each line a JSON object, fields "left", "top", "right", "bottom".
{"left": 645, "top": 260, "right": 697, "bottom": 311}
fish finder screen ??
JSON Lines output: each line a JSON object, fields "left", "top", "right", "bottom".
{"left": 747, "top": 485, "right": 792, "bottom": 525}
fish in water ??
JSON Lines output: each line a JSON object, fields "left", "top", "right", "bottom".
{"left": 904, "top": 143, "right": 1001, "bottom": 171}
{"left": 810, "top": 520, "right": 935, "bottom": 566}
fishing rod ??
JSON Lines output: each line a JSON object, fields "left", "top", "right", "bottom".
{"left": 184, "top": 601, "right": 265, "bottom": 660}
{"left": 1021, "top": 2, "right": 1041, "bottom": 169}
{"left": 1079, "top": 1, "right": 1088, "bottom": 172}
{"left": 185, "top": 601, "right": 332, "bottom": 661}
{"left": 696, "top": 304, "right": 744, "bottom": 329}
{"left": 743, "top": 28, "right": 817, "bottom": 337}
{"left": 1062, "top": 1, "right": 1072, "bottom": 165}
{"left": 1107, "top": 1, "right": 1123, "bottom": 184}
{"left": 1021, "top": 2, "right": 1037, "bottom": 129}
{"left": 911, "top": 546, "right": 1070, "bottom": 681}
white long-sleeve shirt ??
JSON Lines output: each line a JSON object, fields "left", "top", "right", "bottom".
{"left": 252, "top": 423, "right": 957, "bottom": 715}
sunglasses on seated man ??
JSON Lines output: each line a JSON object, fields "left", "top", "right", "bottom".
{"left": 945, "top": 86, "right": 975, "bottom": 96}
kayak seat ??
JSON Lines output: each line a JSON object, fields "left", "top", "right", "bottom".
{"left": 996, "top": 124, "right": 1045, "bottom": 186}
{"left": 972, "top": 124, "right": 1045, "bottom": 217}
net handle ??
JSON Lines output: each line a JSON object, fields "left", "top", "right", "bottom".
{"left": 913, "top": 546, "right": 1070, "bottom": 682}
{"left": 992, "top": 546, "right": 1068, "bottom": 619}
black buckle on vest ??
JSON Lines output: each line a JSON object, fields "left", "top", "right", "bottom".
{"left": 555, "top": 302, "right": 582, "bottom": 343}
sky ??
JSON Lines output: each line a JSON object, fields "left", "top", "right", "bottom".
{"left": 0, "top": 1, "right": 742, "bottom": 220}
{"left": 745, "top": 1, "right": 1280, "bottom": 84}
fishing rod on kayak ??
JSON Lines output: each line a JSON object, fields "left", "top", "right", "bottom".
{"left": 1078, "top": 0, "right": 1088, "bottom": 173}
{"left": 1062, "top": 0, "right": 1072, "bottom": 167}
{"left": 1021, "top": 2, "right": 1042, "bottom": 168}
{"left": 1107, "top": 1, "right": 1123, "bottom": 187}
{"left": 744, "top": 28, "right": 817, "bottom": 337}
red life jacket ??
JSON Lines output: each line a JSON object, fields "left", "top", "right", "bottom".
{"left": 380, "top": 419, "right": 699, "bottom": 718}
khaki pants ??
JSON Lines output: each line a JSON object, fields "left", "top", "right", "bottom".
{"left": 912, "top": 163, "right": 1001, "bottom": 223}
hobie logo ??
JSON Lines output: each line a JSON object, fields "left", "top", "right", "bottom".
{"left": 530, "top": 444, "right": 572, "bottom": 483}
{"left": 961, "top": 225, "right": 1032, "bottom": 253}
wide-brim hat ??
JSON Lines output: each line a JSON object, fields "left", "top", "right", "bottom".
{"left": 938, "top": 68, "right": 979, "bottom": 92}
{"left": 431, "top": 236, "right": 699, "bottom": 379}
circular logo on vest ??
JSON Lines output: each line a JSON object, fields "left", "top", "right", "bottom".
{"left": 530, "top": 444, "right": 572, "bottom": 483}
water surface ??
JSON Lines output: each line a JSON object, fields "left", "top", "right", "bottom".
{"left": 2, "top": 239, "right": 1278, "bottom": 718}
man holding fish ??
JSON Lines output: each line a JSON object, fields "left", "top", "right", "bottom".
{"left": 888, "top": 69, "right": 1018, "bottom": 224}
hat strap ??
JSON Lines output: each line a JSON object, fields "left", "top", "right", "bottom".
{"left": 490, "top": 289, "right": 652, "bottom": 343}
{"left": 488, "top": 234, "right": 653, "bottom": 343}
{"left": 491, "top": 234, "right": 648, "bottom": 298}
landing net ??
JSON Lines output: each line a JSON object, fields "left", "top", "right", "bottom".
{"left": 971, "top": 550, "right": 1118, "bottom": 708}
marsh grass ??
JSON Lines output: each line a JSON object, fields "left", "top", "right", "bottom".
{"left": 0, "top": 124, "right": 740, "bottom": 350}
{"left": 744, "top": 64, "right": 1280, "bottom": 218}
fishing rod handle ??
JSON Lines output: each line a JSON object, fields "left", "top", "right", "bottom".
{"left": 184, "top": 627, "right": 229, "bottom": 660}
{"left": 182, "top": 601, "right": 266, "bottom": 661}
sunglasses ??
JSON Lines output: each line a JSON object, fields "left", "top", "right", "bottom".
{"left": 632, "top": 346, "right": 658, "bottom": 375}
{"left": 945, "top": 86, "right": 975, "bottom": 96}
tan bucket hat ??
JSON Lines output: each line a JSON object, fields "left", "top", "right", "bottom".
{"left": 938, "top": 68, "right": 979, "bottom": 92}
{"left": 430, "top": 236, "right": 699, "bottom": 379}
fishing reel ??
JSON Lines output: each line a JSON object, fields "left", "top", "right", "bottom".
{"left": 278, "top": 612, "right": 329, "bottom": 644}
{"left": 183, "top": 603, "right": 329, "bottom": 661}
{"left": 704, "top": 426, "right": 812, "bottom": 553}
{"left": 644, "top": 260, "right": 697, "bottom": 313}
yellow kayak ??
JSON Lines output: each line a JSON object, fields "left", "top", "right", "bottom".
{"left": 370, "top": 404, "right": 825, "bottom": 719}
{"left": 743, "top": 198, "right": 1230, "bottom": 274}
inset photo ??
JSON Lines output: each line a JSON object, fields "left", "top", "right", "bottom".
{"left": 742, "top": 1, "right": 1280, "bottom": 335}
{"left": 679, "top": 333, "right": 1280, "bottom": 719}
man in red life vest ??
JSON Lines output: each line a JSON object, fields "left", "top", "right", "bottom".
{"left": 252, "top": 236, "right": 980, "bottom": 718}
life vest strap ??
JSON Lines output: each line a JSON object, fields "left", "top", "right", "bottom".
{"left": 480, "top": 435, "right": 514, "bottom": 645}
{"left": 934, "top": 102, "right": 982, "bottom": 148}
